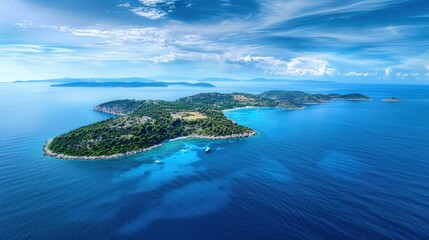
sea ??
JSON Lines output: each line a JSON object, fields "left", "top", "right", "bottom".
{"left": 0, "top": 81, "right": 428, "bottom": 240}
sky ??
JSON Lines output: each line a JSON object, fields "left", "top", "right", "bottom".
{"left": 0, "top": 0, "right": 429, "bottom": 83}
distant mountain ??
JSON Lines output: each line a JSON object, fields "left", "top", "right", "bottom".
{"left": 198, "top": 78, "right": 241, "bottom": 82}
{"left": 50, "top": 81, "right": 215, "bottom": 88}
{"left": 249, "top": 78, "right": 338, "bottom": 84}
{"left": 16, "top": 77, "right": 337, "bottom": 85}
{"left": 148, "top": 76, "right": 200, "bottom": 81}
{"left": 15, "top": 77, "right": 155, "bottom": 83}
{"left": 165, "top": 82, "right": 215, "bottom": 87}
{"left": 51, "top": 82, "right": 168, "bottom": 88}
{"left": 197, "top": 77, "right": 338, "bottom": 84}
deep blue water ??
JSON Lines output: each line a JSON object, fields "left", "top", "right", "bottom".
{"left": 0, "top": 82, "right": 428, "bottom": 240}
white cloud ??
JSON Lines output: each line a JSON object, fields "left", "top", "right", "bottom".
{"left": 272, "top": 25, "right": 414, "bottom": 47}
{"left": 286, "top": 57, "right": 335, "bottom": 76}
{"left": 131, "top": 7, "right": 166, "bottom": 19}
{"left": 258, "top": 0, "right": 403, "bottom": 28}
{"left": 116, "top": 0, "right": 178, "bottom": 19}
{"left": 44, "top": 25, "right": 169, "bottom": 44}
{"left": 14, "top": 20, "right": 34, "bottom": 28}
{"left": 425, "top": 65, "right": 429, "bottom": 77}
{"left": 117, "top": 2, "right": 131, "bottom": 8}
{"left": 57, "top": 26, "right": 216, "bottom": 51}
{"left": 395, "top": 72, "right": 419, "bottom": 77}
{"left": 14, "top": 21, "right": 230, "bottom": 56}
{"left": 11, "top": 22, "right": 227, "bottom": 65}
{"left": 384, "top": 67, "right": 392, "bottom": 77}
{"left": 139, "top": 0, "right": 175, "bottom": 6}
{"left": 344, "top": 71, "right": 373, "bottom": 76}
{"left": 0, "top": 44, "right": 44, "bottom": 53}
{"left": 230, "top": 55, "right": 335, "bottom": 76}
{"left": 149, "top": 53, "right": 178, "bottom": 63}
{"left": 410, "top": 14, "right": 429, "bottom": 18}
{"left": 0, "top": 44, "right": 74, "bottom": 54}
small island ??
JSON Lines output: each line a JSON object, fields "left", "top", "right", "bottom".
{"left": 382, "top": 97, "right": 402, "bottom": 102}
{"left": 45, "top": 90, "right": 371, "bottom": 160}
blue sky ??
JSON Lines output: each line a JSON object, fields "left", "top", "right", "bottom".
{"left": 1, "top": 0, "right": 429, "bottom": 82}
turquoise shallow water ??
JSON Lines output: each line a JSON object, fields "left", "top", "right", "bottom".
{"left": 0, "top": 82, "right": 428, "bottom": 239}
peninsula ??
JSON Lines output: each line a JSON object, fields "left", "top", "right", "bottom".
{"left": 45, "top": 90, "right": 371, "bottom": 159}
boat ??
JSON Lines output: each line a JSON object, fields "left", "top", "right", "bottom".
{"left": 154, "top": 160, "right": 163, "bottom": 164}
{"left": 205, "top": 147, "right": 211, "bottom": 153}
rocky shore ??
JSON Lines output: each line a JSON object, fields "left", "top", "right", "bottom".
{"left": 93, "top": 106, "right": 125, "bottom": 116}
{"left": 44, "top": 131, "right": 256, "bottom": 160}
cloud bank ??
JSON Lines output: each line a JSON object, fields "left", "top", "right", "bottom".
{"left": 1, "top": 0, "right": 428, "bottom": 82}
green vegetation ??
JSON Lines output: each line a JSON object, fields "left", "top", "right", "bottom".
{"left": 258, "top": 90, "right": 371, "bottom": 104}
{"left": 47, "top": 90, "right": 370, "bottom": 158}
{"left": 49, "top": 100, "right": 252, "bottom": 157}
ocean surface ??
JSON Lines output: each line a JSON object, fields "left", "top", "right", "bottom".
{"left": 0, "top": 82, "right": 428, "bottom": 240}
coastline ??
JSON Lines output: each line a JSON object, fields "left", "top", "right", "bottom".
{"left": 93, "top": 106, "right": 125, "bottom": 116}
{"left": 221, "top": 99, "right": 371, "bottom": 114}
{"left": 43, "top": 131, "right": 256, "bottom": 160}
{"left": 346, "top": 98, "right": 373, "bottom": 101}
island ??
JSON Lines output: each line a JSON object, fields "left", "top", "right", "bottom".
{"left": 382, "top": 97, "right": 402, "bottom": 102}
{"left": 51, "top": 81, "right": 215, "bottom": 88}
{"left": 44, "top": 90, "right": 371, "bottom": 160}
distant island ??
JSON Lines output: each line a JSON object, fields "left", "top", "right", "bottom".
{"left": 44, "top": 90, "right": 371, "bottom": 160}
{"left": 51, "top": 81, "right": 214, "bottom": 88}
{"left": 15, "top": 77, "right": 156, "bottom": 83}
{"left": 198, "top": 77, "right": 337, "bottom": 84}
{"left": 382, "top": 97, "right": 402, "bottom": 102}
{"left": 14, "top": 76, "right": 339, "bottom": 85}
{"left": 15, "top": 77, "right": 215, "bottom": 88}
